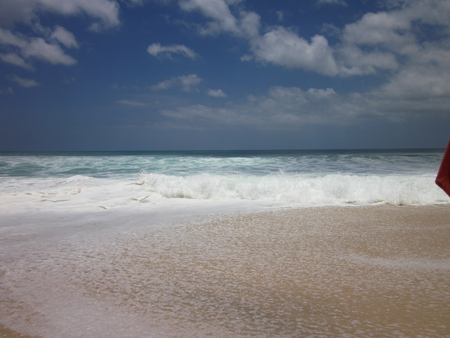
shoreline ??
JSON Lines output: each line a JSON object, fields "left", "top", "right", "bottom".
{"left": 1, "top": 204, "right": 449, "bottom": 337}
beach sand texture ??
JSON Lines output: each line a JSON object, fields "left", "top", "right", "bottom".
{"left": 1, "top": 205, "right": 449, "bottom": 337}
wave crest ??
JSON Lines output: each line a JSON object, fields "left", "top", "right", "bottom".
{"left": 138, "top": 172, "right": 446, "bottom": 205}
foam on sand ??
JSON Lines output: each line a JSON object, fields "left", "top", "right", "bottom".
{"left": 1, "top": 205, "right": 449, "bottom": 337}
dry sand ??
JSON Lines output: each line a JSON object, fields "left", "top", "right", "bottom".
{"left": 1, "top": 205, "right": 450, "bottom": 337}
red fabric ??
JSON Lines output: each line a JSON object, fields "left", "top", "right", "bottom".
{"left": 436, "top": 138, "right": 450, "bottom": 197}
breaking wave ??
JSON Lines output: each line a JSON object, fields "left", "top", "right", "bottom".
{"left": 137, "top": 172, "right": 445, "bottom": 206}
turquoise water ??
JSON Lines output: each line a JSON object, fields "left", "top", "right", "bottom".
{"left": 0, "top": 149, "right": 444, "bottom": 176}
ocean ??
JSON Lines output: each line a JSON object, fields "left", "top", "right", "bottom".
{"left": 1, "top": 149, "right": 449, "bottom": 337}
{"left": 0, "top": 149, "right": 448, "bottom": 210}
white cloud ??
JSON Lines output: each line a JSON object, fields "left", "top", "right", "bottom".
{"left": 337, "top": 44, "right": 398, "bottom": 76}
{"left": 42, "top": 0, "right": 120, "bottom": 27}
{"left": 175, "top": 0, "right": 450, "bottom": 93}
{"left": 321, "top": 23, "right": 340, "bottom": 37}
{"left": 207, "top": 89, "right": 227, "bottom": 97}
{"left": 0, "top": 28, "right": 27, "bottom": 48}
{"left": 306, "top": 88, "right": 337, "bottom": 99}
{"left": 179, "top": 0, "right": 240, "bottom": 35}
{"left": 9, "top": 75, "right": 39, "bottom": 87}
{"left": 152, "top": 78, "right": 177, "bottom": 90}
{"left": 332, "top": 0, "right": 450, "bottom": 87}
{"left": 342, "top": 11, "right": 414, "bottom": 53}
{"left": 0, "top": 0, "right": 118, "bottom": 69}
{"left": 0, "top": 0, "right": 120, "bottom": 29}
{"left": 240, "top": 54, "right": 252, "bottom": 62}
{"left": 157, "top": 76, "right": 450, "bottom": 130}
{"left": 161, "top": 0, "right": 450, "bottom": 128}
{"left": 152, "top": 74, "right": 203, "bottom": 91}
{"left": 0, "top": 53, "right": 33, "bottom": 70}
{"left": 324, "top": 0, "right": 450, "bottom": 81}
{"left": 50, "top": 26, "right": 78, "bottom": 49}
{"left": 377, "top": 65, "right": 450, "bottom": 100}
{"left": 123, "top": 0, "right": 144, "bottom": 6}
{"left": 177, "top": 0, "right": 339, "bottom": 75}
{"left": 178, "top": 74, "right": 203, "bottom": 91}
{"left": 239, "top": 11, "right": 261, "bottom": 38}
{"left": 0, "top": 0, "right": 36, "bottom": 27}
{"left": 178, "top": 0, "right": 260, "bottom": 38}
{"left": 336, "top": 0, "right": 450, "bottom": 76}
{"left": 406, "top": 0, "right": 450, "bottom": 28}
{"left": 251, "top": 27, "right": 338, "bottom": 76}
{"left": 22, "top": 37, "right": 77, "bottom": 65}
{"left": 276, "top": 11, "right": 284, "bottom": 22}
{"left": 147, "top": 43, "right": 197, "bottom": 59}
{"left": 0, "top": 28, "right": 77, "bottom": 66}
{"left": 159, "top": 86, "right": 355, "bottom": 129}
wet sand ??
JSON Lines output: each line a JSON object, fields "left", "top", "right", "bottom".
{"left": 1, "top": 205, "right": 450, "bottom": 337}
{"left": 0, "top": 325, "right": 38, "bottom": 338}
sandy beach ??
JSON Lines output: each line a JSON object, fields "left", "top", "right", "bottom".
{"left": 1, "top": 204, "right": 449, "bottom": 337}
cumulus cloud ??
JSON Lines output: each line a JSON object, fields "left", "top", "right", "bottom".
{"left": 0, "top": 53, "right": 33, "bottom": 70}
{"left": 333, "top": 0, "right": 450, "bottom": 84}
{"left": 146, "top": 0, "right": 450, "bottom": 128}
{"left": 377, "top": 65, "right": 450, "bottom": 101}
{"left": 207, "top": 89, "right": 227, "bottom": 97}
{"left": 179, "top": 0, "right": 240, "bottom": 35}
{"left": 159, "top": 85, "right": 356, "bottom": 129}
{"left": 0, "top": 0, "right": 120, "bottom": 29}
{"left": 0, "top": 0, "right": 36, "bottom": 27}
{"left": 156, "top": 63, "right": 450, "bottom": 130}
{"left": 337, "top": 44, "right": 398, "bottom": 76}
{"left": 239, "top": 11, "right": 261, "bottom": 38}
{"left": 178, "top": 0, "right": 260, "bottom": 38}
{"left": 341, "top": 11, "right": 415, "bottom": 55}
{"left": 151, "top": 74, "right": 203, "bottom": 91}
{"left": 23, "top": 37, "right": 77, "bottom": 65}
{"left": 176, "top": 0, "right": 450, "bottom": 91}
{"left": 0, "top": 28, "right": 77, "bottom": 67}
{"left": 158, "top": 80, "right": 450, "bottom": 132}
{"left": 250, "top": 27, "right": 338, "bottom": 76}
{"left": 147, "top": 43, "right": 197, "bottom": 59}
{"left": 177, "top": 0, "right": 339, "bottom": 75}
{"left": 9, "top": 75, "right": 39, "bottom": 87}
{"left": 50, "top": 26, "right": 79, "bottom": 49}
{"left": 0, "top": 0, "right": 118, "bottom": 69}
{"left": 0, "top": 28, "right": 27, "bottom": 48}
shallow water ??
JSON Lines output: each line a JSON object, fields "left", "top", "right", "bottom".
{"left": 1, "top": 206, "right": 449, "bottom": 337}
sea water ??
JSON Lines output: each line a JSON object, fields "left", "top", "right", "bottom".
{"left": 0, "top": 149, "right": 448, "bottom": 212}
{"left": 0, "top": 149, "right": 449, "bottom": 337}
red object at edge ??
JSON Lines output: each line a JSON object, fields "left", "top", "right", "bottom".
{"left": 436, "top": 138, "right": 450, "bottom": 197}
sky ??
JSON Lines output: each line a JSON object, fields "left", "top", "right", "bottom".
{"left": 0, "top": 0, "right": 450, "bottom": 151}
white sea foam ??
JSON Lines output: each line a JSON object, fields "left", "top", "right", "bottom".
{"left": 0, "top": 150, "right": 447, "bottom": 214}
{"left": 140, "top": 171, "right": 446, "bottom": 204}
{"left": 0, "top": 172, "right": 446, "bottom": 218}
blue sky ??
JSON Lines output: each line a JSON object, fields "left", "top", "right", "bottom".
{"left": 0, "top": 0, "right": 449, "bottom": 150}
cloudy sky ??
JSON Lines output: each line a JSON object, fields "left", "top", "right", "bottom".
{"left": 0, "top": 0, "right": 449, "bottom": 150}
